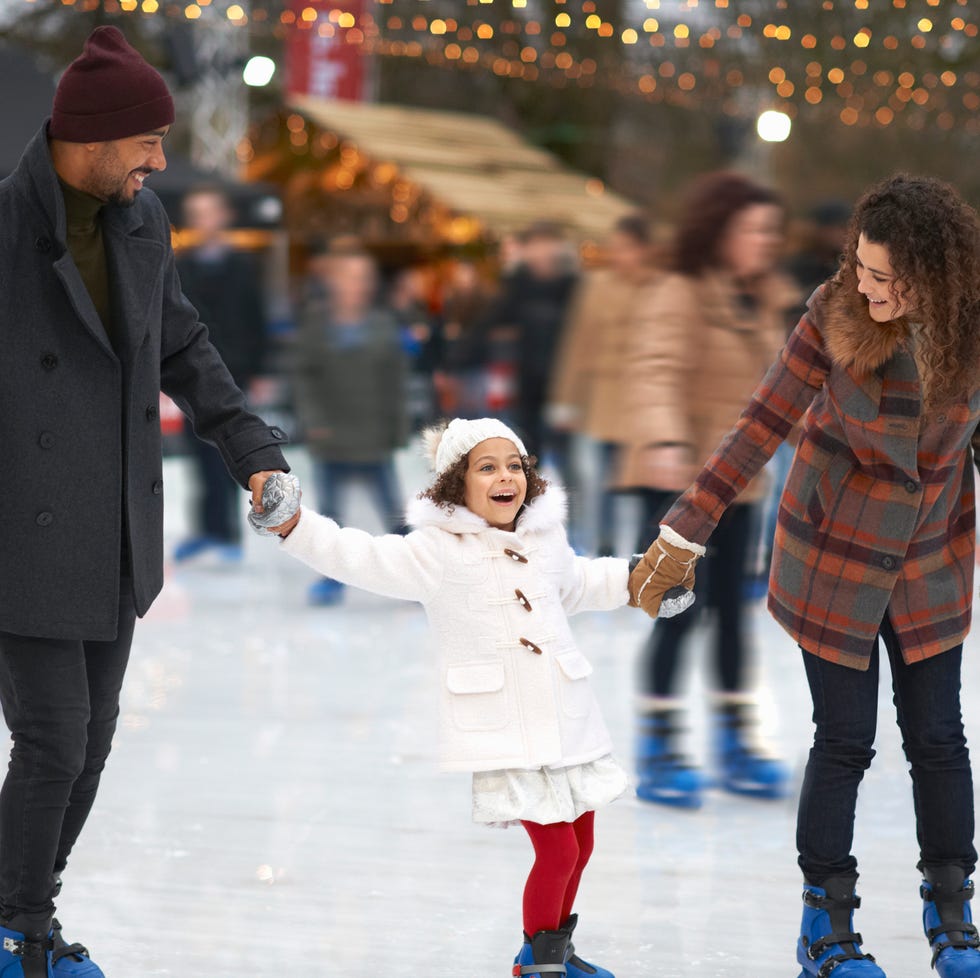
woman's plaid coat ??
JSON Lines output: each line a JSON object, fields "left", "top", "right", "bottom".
{"left": 664, "top": 283, "right": 980, "bottom": 670}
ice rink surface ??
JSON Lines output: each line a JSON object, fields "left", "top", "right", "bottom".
{"left": 47, "top": 449, "right": 980, "bottom": 977}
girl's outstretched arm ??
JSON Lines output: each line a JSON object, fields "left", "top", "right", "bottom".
{"left": 279, "top": 509, "right": 444, "bottom": 604}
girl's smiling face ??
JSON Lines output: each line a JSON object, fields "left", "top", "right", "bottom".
{"left": 855, "top": 233, "right": 917, "bottom": 322}
{"left": 463, "top": 438, "right": 528, "bottom": 531}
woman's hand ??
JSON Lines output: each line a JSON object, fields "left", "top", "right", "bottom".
{"left": 638, "top": 444, "right": 697, "bottom": 492}
{"left": 628, "top": 525, "right": 706, "bottom": 619}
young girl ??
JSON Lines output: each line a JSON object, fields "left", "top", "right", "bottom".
{"left": 258, "top": 418, "right": 632, "bottom": 978}
{"left": 631, "top": 174, "right": 980, "bottom": 977}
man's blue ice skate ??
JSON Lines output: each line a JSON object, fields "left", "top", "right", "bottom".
{"left": 0, "top": 916, "right": 101, "bottom": 978}
{"left": 635, "top": 708, "right": 703, "bottom": 809}
{"left": 921, "top": 867, "right": 980, "bottom": 976}
{"left": 715, "top": 701, "right": 789, "bottom": 800}
{"left": 797, "top": 879, "right": 886, "bottom": 978}
{"left": 513, "top": 928, "right": 569, "bottom": 976}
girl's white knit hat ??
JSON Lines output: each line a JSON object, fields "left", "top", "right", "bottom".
{"left": 423, "top": 418, "right": 528, "bottom": 475}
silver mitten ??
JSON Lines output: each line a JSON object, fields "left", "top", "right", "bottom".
{"left": 658, "top": 586, "right": 696, "bottom": 619}
{"left": 248, "top": 472, "right": 302, "bottom": 537}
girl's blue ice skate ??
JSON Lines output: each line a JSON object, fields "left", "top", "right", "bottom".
{"left": 797, "top": 879, "right": 886, "bottom": 977}
{"left": 513, "top": 928, "right": 569, "bottom": 976}
{"left": 560, "top": 915, "right": 614, "bottom": 978}
{"left": 921, "top": 867, "right": 980, "bottom": 976}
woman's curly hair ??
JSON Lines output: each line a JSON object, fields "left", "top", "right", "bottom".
{"left": 832, "top": 174, "right": 980, "bottom": 408}
{"left": 420, "top": 452, "right": 549, "bottom": 512}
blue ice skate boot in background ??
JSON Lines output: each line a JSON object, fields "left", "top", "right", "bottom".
{"left": 635, "top": 703, "right": 704, "bottom": 809}
{"left": 797, "top": 877, "right": 886, "bottom": 977}
{"left": 921, "top": 866, "right": 980, "bottom": 976}
{"left": 560, "top": 915, "right": 614, "bottom": 978}
{"left": 308, "top": 577, "right": 344, "bottom": 607}
{"left": 513, "top": 928, "right": 570, "bottom": 976}
{"left": 714, "top": 698, "right": 789, "bottom": 799}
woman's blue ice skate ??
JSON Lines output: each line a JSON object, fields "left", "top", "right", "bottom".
{"left": 921, "top": 867, "right": 980, "bottom": 976}
{"left": 0, "top": 916, "right": 101, "bottom": 978}
{"left": 797, "top": 879, "right": 886, "bottom": 977}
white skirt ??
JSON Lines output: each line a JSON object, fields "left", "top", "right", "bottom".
{"left": 471, "top": 754, "right": 629, "bottom": 828}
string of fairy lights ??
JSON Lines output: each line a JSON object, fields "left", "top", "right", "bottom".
{"left": 27, "top": 0, "right": 980, "bottom": 134}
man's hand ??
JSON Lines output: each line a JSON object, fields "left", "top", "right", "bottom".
{"left": 248, "top": 471, "right": 280, "bottom": 513}
{"left": 248, "top": 472, "right": 302, "bottom": 537}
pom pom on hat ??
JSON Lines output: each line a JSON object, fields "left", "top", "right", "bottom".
{"left": 421, "top": 418, "right": 528, "bottom": 475}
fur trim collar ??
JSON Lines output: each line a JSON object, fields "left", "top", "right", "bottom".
{"left": 817, "top": 279, "right": 909, "bottom": 374}
{"left": 406, "top": 486, "right": 568, "bottom": 535}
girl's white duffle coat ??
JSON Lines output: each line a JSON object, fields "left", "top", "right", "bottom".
{"left": 280, "top": 487, "right": 629, "bottom": 773}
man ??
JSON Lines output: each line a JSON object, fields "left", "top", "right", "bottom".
{"left": 174, "top": 185, "right": 268, "bottom": 563}
{"left": 0, "top": 27, "right": 290, "bottom": 976}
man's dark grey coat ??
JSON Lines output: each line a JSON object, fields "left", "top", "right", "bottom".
{"left": 0, "top": 124, "right": 289, "bottom": 640}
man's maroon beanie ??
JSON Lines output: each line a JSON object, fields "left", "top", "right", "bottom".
{"left": 49, "top": 26, "right": 175, "bottom": 143}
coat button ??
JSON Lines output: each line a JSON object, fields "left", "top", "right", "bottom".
{"left": 271, "top": 427, "right": 285, "bottom": 441}
{"left": 904, "top": 480, "right": 920, "bottom": 494}
{"left": 882, "top": 555, "right": 896, "bottom": 570}
{"left": 41, "top": 353, "right": 58, "bottom": 370}
{"left": 146, "top": 404, "right": 159, "bottom": 422}
{"left": 152, "top": 480, "right": 163, "bottom": 495}
{"left": 34, "top": 236, "right": 51, "bottom": 254}
{"left": 38, "top": 432, "right": 55, "bottom": 449}
{"left": 36, "top": 512, "right": 53, "bottom": 527}
{"left": 937, "top": 414, "right": 947, "bottom": 424}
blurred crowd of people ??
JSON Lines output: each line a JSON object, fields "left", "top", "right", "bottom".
{"left": 170, "top": 171, "right": 852, "bottom": 803}
{"left": 170, "top": 176, "right": 850, "bottom": 607}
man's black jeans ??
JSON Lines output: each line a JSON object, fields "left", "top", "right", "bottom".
{"left": 0, "top": 580, "right": 135, "bottom": 921}
{"left": 798, "top": 615, "right": 977, "bottom": 884}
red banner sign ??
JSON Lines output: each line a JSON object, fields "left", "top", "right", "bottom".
{"left": 285, "top": 0, "right": 370, "bottom": 101}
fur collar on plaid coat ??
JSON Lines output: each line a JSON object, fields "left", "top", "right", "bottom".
{"left": 822, "top": 282, "right": 910, "bottom": 375}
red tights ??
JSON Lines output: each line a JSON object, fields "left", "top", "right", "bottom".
{"left": 520, "top": 811, "right": 595, "bottom": 936}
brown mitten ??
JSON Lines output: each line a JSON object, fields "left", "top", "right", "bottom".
{"left": 628, "top": 525, "right": 706, "bottom": 619}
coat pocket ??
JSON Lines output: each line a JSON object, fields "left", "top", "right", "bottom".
{"left": 554, "top": 651, "right": 595, "bottom": 719}
{"left": 445, "top": 661, "right": 509, "bottom": 732}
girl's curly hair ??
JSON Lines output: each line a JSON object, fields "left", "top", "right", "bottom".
{"left": 830, "top": 173, "right": 980, "bottom": 408}
{"left": 420, "top": 452, "right": 549, "bottom": 512}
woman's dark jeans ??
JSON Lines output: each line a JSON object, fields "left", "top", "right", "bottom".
{"left": 0, "top": 580, "right": 136, "bottom": 922}
{"left": 798, "top": 615, "right": 977, "bottom": 884}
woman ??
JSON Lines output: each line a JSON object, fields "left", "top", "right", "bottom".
{"left": 621, "top": 173, "right": 797, "bottom": 808}
{"left": 549, "top": 213, "right": 660, "bottom": 556}
{"left": 629, "top": 174, "right": 980, "bottom": 977}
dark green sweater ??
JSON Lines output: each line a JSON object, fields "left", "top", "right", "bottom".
{"left": 60, "top": 178, "right": 114, "bottom": 346}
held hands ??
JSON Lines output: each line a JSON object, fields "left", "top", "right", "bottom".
{"left": 248, "top": 471, "right": 302, "bottom": 538}
{"left": 628, "top": 525, "right": 706, "bottom": 620}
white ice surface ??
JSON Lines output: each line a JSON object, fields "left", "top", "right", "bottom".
{"left": 40, "top": 448, "right": 980, "bottom": 977}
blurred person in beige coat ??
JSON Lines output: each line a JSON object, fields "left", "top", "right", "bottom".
{"left": 621, "top": 173, "right": 798, "bottom": 809}
{"left": 549, "top": 214, "right": 660, "bottom": 555}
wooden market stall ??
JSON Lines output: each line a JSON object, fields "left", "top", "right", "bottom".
{"left": 242, "top": 95, "right": 638, "bottom": 260}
